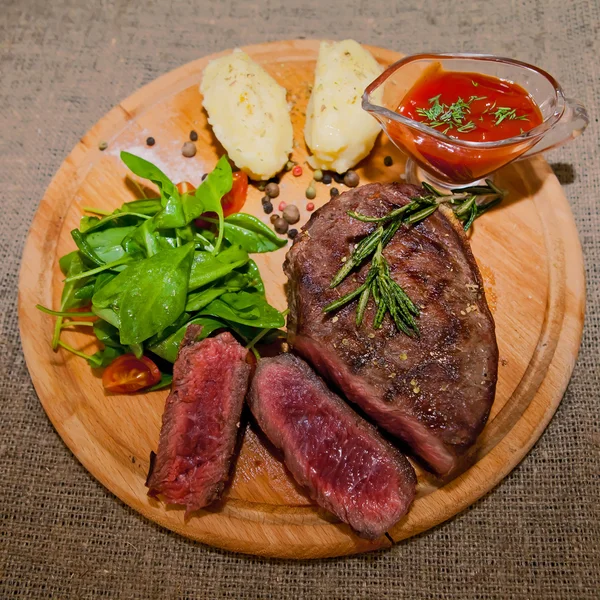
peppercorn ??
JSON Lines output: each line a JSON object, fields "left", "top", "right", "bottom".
{"left": 98, "top": 141, "right": 108, "bottom": 151}
{"left": 261, "top": 195, "right": 270, "bottom": 205}
{"left": 313, "top": 169, "right": 323, "bottom": 182}
{"left": 278, "top": 201, "right": 286, "bottom": 211}
{"left": 263, "top": 202, "right": 273, "bottom": 215}
{"left": 273, "top": 217, "right": 289, "bottom": 234}
{"left": 258, "top": 181, "right": 266, "bottom": 192}
{"left": 333, "top": 171, "right": 344, "bottom": 184}
{"left": 384, "top": 155, "right": 393, "bottom": 167}
{"left": 146, "top": 136, "right": 155, "bottom": 146}
{"left": 189, "top": 130, "right": 198, "bottom": 142}
{"left": 322, "top": 173, "right": 332, "bottom": 184}
{"left": 306, "top": 202, "right": 315, "bottom": 211}
{"left": 305, "top": 185, "right": 316, "bottom": 200}
{"left": 292, "top": 165, "right": 303, "bottom": 177}
{"left": 285, "top": 160, "right": 295, "bottom": 171}
{"left": 282, "top": 204, "right": 300, "bottom": 224}
{"left": 288, "top": 228, "right": 298, "bottom": 239}
{"left": 265, "top": 182, "right": 280, "bottom": 198}
{"left": 270, "top": 214, "right": 280, "bottom": 224}
{"left": 343, "top": 170, "right": 359, "bottom": 188}
{"left": 182, "top": 142, "right": 196, "bottom": 157}
{"left": 330, "top": 187, "right": 339, "bottom": 197}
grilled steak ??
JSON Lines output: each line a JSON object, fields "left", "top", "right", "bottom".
{"left": 284, "top": 183, "right": 498, "bottom": 475}
{"left": 146, "top": 326, "right": 251, "bottom": 514}
{"left": 248, "top": 353, "right": 416, "bottom": 539}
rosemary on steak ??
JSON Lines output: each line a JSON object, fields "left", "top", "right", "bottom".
{"left": 323, "top": 180, "right": 506, "bottom": 335}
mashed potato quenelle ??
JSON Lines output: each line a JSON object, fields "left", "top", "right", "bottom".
{"left": 200, "top": 49, "right": 293, "bottom": 181}
{"left": 305, "top": 40, "right": 384, "bottom": 174}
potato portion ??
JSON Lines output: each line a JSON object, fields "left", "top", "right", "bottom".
{"left": 305, "top": 40, "right": 384, "bottom": 173}
{"left": 200, "top": 49, "right": 293, "bottom": 180}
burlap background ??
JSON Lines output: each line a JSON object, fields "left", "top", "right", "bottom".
{"left": 1, "top": 0, "right": 598, "bottom": 598}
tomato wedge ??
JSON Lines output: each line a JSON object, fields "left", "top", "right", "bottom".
{"left": 177, "top": 172, "right": 248, "bottom": 218}
{"left": 221, "top": 170, "right": 248, "bottom": 216}
{"left": 102, "top": 354, "right": 161, "bottom": 394}
{"left": 176, "top": 181, "right": 195, "bottom": 195}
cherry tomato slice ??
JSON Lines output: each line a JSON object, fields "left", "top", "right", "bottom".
{"left": 221, "top": 171, "right": 248, "bottom": 217}
{"left": 176, "top": 181, "right": 195, "bottom": 195}
{"left": 102, "top": 354, "right": 161, "bottom": 394}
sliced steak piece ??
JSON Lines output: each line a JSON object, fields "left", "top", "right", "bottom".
{"left": 248, "top": 353, "right": 416, "bottom": 539}
{"left": 146, "top": 326, "right": 251, "bottom": 514}
{"left": 284, "top": 182, "right": 498, "bottom": 476}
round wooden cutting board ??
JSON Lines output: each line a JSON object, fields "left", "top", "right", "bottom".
{"left": 18, "top": 40, "right": 585, "bottom": 559}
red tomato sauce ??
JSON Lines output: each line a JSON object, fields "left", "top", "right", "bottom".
{"left": 398, "top": 68, "right": 543, "bottom": 143}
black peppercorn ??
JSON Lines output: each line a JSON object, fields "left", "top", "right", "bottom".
{"left": 322, "top": 173, "right": 332, "bottom": 185}
{"left": 146, "top": 136, "right": 155, "bottom": 146}
{"left": 288, "top": 228, "right": 298, "bottom": 239}
{"left": 330, "top": 187, "right": 339, "bottom": 197}
{"left": 189, "top": 130, "right": 198, "bottom": 141}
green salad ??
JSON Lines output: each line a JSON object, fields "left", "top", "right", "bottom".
{"left": 38, "top": 152, "right": 287, "bottom": 391}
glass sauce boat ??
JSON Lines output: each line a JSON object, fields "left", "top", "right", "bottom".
{"left": 362, "top": 53, "right": 588, "bottom": 187}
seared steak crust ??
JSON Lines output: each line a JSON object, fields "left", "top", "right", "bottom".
{"left": 147, "top": 327, "right": 251, "bottom": 514}
{"left": 284, "top": 183, "right": 498, "bottom": 475}
{"left": 248, "top": 353, "right": 416, "bottom": 539}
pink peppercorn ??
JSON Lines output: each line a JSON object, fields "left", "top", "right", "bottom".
{"left": 306, "top": 202, "right": 315, "bottom": 211}
{"left": 278, "top": 201, "right": 286, "bottom": 211}
{"left": 292, "top": 165, "right": 303, "bottom": 177}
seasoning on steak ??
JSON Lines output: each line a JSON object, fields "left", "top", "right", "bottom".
{"left": 284, "top": 182, "right": 498, "bottom": 476}
{"left": 146, "top": 326, "right": 251, "bottom": 514}
{"left": 248, "top": 353, "right": 416, "bottom": 539}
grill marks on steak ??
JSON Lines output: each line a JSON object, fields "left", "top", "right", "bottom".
{"left": 248, "top": 354, "right": 416, "bottom": 539}
{"left": 284, "top": 183, "right": 498, "bottom": 475}
{"left": 146, "top": 327, "right": 251, "bottom": 514}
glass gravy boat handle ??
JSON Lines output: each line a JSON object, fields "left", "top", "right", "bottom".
{"left": 520, "top": 97, "right": 589, "bottom": 158}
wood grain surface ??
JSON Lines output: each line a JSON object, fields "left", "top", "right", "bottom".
{"left": 18, "top": 40, "right": 585, "bottom": 559}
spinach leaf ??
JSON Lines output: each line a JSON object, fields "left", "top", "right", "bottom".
{"left": 201, "top": 290, "right": 284, "bottom": 329}
{"left": 59, "top": 252, "right": 90, "bottom": 312}
{"left": 80, "top": 212, "right": 150, "bottom": 234}
{"left": 85, "top": 227, "right": 137, "bottom": 264}
{"left": 128, "top": 218, "right": 161, "bottom": 257}
{"left": 86, "top": 226, "right": 137, "bottom": 249}
{"left": 239, "top": 259, "right": 265, "bottom": 295}
{"left": 187, "top": 156, "right": 232, "bottom": 252}
{"left": 147, "top": 373, "right": 173, "bottom": 391}
{"left": 221, "top": 213, "right": 288, "bottom": 253}
{"left": 93, "top": 242, "right": 195, "bottom": 345}
{"left": 80, "top": 216, "right": 101, "bottom": 233}
{"left": 93, "top": 319, "right": 122, "bottom": 348}
{"left": 149, "top": 316, "right": 225, "bottom": 363}
{"left": 86, "top": 346, "right": 125, "bottom": 369}
{"left": 188, "top": 245, "right": 248, "bottom": 291}
{"left": 152, "top": 192, "right": 186, "bottom": 230}
{"left": 71, "top": 229, "right": 105, "bottom": 266}
{"left": 120, "top": 151, "right": 179, "bottom": 203}
{"left": 48, "top": 251, "right": 93, "bottom": 350}
{"left": 74, "top": 281, "right": 95, "bottom": 300}
{"left": 121, "top": 198, "right": 162, "bottom": 216}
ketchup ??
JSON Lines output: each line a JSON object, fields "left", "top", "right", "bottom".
{"left": 387, "top": 66, "right": 545, "bottom": 183}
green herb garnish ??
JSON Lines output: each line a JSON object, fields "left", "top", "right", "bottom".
{"left": 416, "top": 94, "right": 486, "bottom": 134}
{"left": 492, "top": 106, "right": 529, "bottom": 126}
{"left": 324, "top": 180, "right": 506, "bottom": 335}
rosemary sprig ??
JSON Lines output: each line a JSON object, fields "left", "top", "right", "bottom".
{"left": 323, "top": 180, "right": 506, "bottom": 335}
